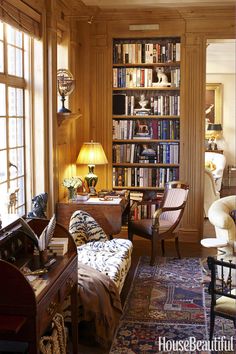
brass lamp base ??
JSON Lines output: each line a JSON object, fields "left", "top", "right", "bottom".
{"left": 84, "top": 165, "right": 98, "bottom": 195}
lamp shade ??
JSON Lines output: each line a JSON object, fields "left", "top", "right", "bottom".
{"left": 207, "top": 123, "right": 222, "bottom": 132}
{"left": 77, "top": 141, "right": 108, "bottom": 165}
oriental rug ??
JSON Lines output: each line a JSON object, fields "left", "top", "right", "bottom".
{"left": 109, "top": 256, "right": 235, "bottom": 354}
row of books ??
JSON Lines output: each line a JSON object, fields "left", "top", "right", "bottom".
{"left": 113, "top": 167, "right": 179, "bottom": 188}
{"left": 113, "top": 42, "right": 180, "bottom": 64}
{"left": 113, "top": 94, "right": 180, "bottom": 116}
{"left": 113, "top": 142, "right": 179, "bottom": 164}
{"left": 131, "top": 203, "right": 159, "bottom": 221}
{"left": 112, "top": 119, "right": 180, "bottom": 140}
{"left": 113, "top": 67, "right": 180, "bottom": 88}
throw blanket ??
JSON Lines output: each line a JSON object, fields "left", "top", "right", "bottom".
{"left": 64, "top": 262, "right": 122, "bottom": 348}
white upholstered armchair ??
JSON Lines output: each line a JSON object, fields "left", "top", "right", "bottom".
{"left": 208, "top": 195, "right": 236, "bottom": 255}
{"left": 204, "top": 168, "right": 220, "bottom": 218}
{"left": 205, "top": 152, "right": 226, "bottom": 192}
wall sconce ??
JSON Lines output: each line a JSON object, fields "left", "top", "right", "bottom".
{"left": 76, "top": 141, "right": 108, "bottom": 195}
{"left": 207, "top": 123, "right": 223, "bottom": 150}
{"left": 57, "top": 69, "right": 75, "bottom": 113}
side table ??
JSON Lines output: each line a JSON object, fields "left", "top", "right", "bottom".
{"left": 228, "top": 165, "right": 236, "bottom": 187}
{"left": 56, "top": 196, "right": 129, "bottom": 236}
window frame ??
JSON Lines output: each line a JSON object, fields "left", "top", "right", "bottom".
{"left": 0, "top": 21, "right": 30, "bottom": 215}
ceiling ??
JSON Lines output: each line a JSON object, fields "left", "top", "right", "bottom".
{"left": 82, "top": 0, "right": 236, "bottom": 8}
{"left": 207, "top": 40, "right": 236, "bottom": 74}
{"left": 80, "top": 1, "right": 236, "bottom": 73}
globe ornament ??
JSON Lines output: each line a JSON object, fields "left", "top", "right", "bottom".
{"left": 57, "top": 69, "right": 75, "bottom": 113}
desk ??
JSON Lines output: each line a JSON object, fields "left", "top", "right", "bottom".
{"left": 0, "top": 218, "right": 78, "bottom": 354}
{"left": 56, "top": 196, "right": 129, "bottom": 236}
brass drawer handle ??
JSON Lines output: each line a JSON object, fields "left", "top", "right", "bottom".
{"left": 66, "top": 278, "right": 74, "bottom": 289}
{"left": 47, "top": 301, "right": 57, "bottom": 316}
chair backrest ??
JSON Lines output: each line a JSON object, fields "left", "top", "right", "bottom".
{"left": 160, "top": 181, "right": 189, "bottom": 224}
{"left": 205, "top": 152, "right": 226, "bottom": 191}
{"left": 207, "top": 256, "right": 236, "bottom": 303}
{"left": 204, "top": 169, "right": 220, "bottom": 217}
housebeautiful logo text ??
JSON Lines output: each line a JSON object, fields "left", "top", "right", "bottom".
{"left": 158, "top": 336, "right": 234, "bottom": 352}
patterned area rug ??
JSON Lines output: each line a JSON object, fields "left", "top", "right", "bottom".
{"left": 110, "top": 256, "right": 235, "bottom": 354}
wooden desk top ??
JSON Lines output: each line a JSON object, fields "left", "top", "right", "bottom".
{"left": 56, "top": 196, "right": 129, "bottom": 235}
{"left": 0, "top": 218, "right": 78, "bottom": 353}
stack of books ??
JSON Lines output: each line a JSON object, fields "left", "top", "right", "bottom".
{"left": 130, "top": 191, "right": 143, "bottom": 201}
{"left": 48, "top": 238, "right": 68, "bottom": 256}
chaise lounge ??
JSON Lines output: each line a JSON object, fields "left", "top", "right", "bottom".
{"left": 63, "top": 210, "right": 133, "bottom": 347}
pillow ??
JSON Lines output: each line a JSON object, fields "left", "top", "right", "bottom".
{"left": 205, "top": 160, "right": 216, "bottom": 171}
{"left": 230, "top": 210, "right": 236, "bottom": 224}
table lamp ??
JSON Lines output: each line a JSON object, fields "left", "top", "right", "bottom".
{"left": 77, "top": 141, "right": 108, "bottom": 195}
{"left": 207, "top": 123, "right": 222, "bottom": 150}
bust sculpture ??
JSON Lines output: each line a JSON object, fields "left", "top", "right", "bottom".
{"left": 28, "top": 193, "right": 48, "bottom": 218}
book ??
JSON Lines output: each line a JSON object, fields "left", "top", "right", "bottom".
{"left": 48, "top": 237, "right": 68, "bottom": 256}
{"left": 19, "top": 214, "right": 56, "bottom": 251}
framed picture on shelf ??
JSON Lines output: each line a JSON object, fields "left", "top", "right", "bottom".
{"left": 205, "top": 83, "right": 223, "bottom": 125}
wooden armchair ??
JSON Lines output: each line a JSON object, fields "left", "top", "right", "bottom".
{"left": 128, "top": 181, "right": 189, "bottom": 266}
{"left": 207, "top": 256, "right": 236, "bottom": 340}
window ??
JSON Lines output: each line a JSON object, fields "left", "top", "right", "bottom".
{"left": 0, "top": 22, "right": 29, "bottom": 215}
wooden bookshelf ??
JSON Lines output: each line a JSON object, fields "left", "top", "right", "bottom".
{"left": 112, "top": 37, "right": 181, "bottom": 191}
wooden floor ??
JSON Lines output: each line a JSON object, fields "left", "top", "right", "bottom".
{"left": 75, "top": 186, "right": 234, "bottom": 353}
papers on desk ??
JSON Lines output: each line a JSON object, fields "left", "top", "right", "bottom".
{"left": 25, "top": 275, "right": 49, "bottom": 297}
{"left": 85, "top": 197, "right": 122, "bottom": 204}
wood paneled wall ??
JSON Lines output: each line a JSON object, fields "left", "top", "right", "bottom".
{"left": 74, "top": 6, "right": 235, "bottom": 242}
{"left": 23, "top": 1, "right": 235, "bottom": 240}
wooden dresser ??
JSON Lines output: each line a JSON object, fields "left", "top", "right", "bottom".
{"left": 0, "top": 216, "right": 78, "bottom": 354}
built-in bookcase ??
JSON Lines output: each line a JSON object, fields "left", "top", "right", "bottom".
{"left": 112, "top": 37, "right": 181, "bottom": 191}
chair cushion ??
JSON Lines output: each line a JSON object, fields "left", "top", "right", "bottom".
{"left": 215, "top": 289, "right": 236, "bottom": 316}
{"left": 76, "top": 239, "right": 133, "bottom": 293}
{"left": 130, "top": 219, "right": 174, "bottom": 237}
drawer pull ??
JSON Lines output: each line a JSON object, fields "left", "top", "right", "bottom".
{"left": 66, "top": 278, "right": 74, "bottom": 289}
{"left": 47, "top": 301, "right": 57, "bottom": 316}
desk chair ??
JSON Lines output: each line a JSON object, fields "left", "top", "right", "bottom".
{"left": 128, "top": 181, "right": 189, "bottom": 266}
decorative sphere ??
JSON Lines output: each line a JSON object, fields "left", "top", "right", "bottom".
{"left": 57, "top": 69, "right": 75, "bottom": 97}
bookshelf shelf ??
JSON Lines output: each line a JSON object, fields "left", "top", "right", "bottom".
{"left": 113, "top": 139, "right": 180, "bottom": 143}
{"left": 113, "top": 115, "right": 180, "bottom": 119}
{"left": 113, "top": 87, "right": 180, "bottom": 91}
{"left": 113, "top": 61, "right": 180, "bottom": 68}
{"left": 113, "top": 163, "right": 179, "bottom": 167}
{"left": 112, "top": 37, "right": 181, "bottom": 192}
{"left": 57, "top": 112, "right": 81, "bottom": 127}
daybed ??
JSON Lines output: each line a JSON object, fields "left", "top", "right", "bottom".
{"left": 63, "top": 210, "right": 133, "bottom": 347}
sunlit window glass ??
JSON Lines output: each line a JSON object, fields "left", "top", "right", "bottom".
{"left": 0, "top": 150, "right": 7, "bottom": 182}
{"left": 0, "top": 84, "right": 6, "bottom": 115}
{"left": 0, "top": 22, "right": 3, "bottom": 40}
{"left": 0, "top": 22, "right": 28, "bottom": 216}
{"left": 0, "top": 42, "right": 4, "bottom": 72}
{"left": 0, "top": 118, "right": 6, "bottom": 149}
